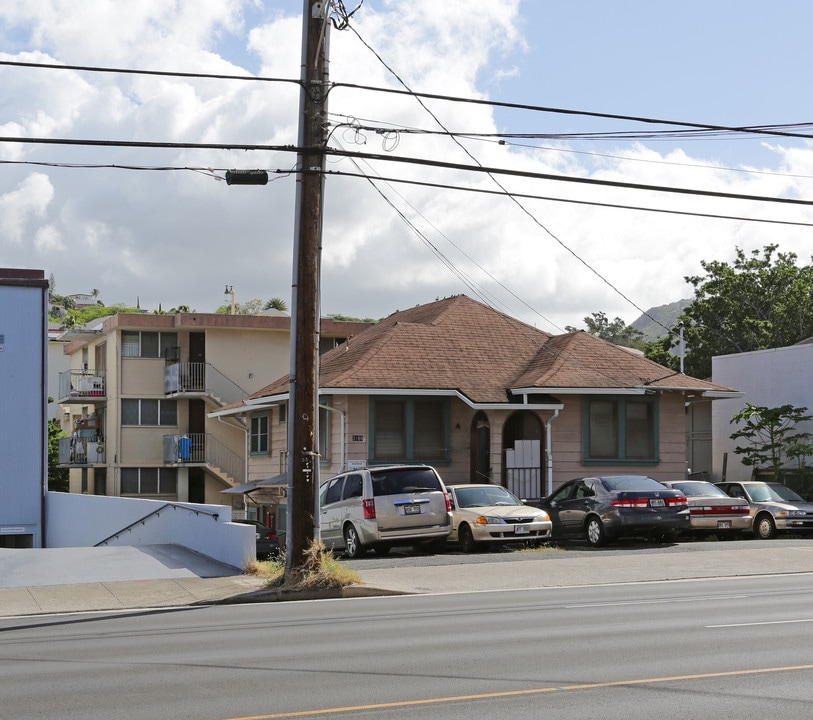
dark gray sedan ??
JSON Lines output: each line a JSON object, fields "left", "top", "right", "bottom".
{"left": 538, "top": 475, "right": 690, "bottom": 546}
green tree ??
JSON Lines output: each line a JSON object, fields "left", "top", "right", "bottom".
{"left": 643, "top": 335, "right": 681, "bottom": 371}
{"left": 47, "top": 419, "right": 69, "bottom": 492}
{"left": 327, "top": 313, "right": 379, "bottom": 323}
{"left": 729, "top": 403, "right": 813, "bottom": 480}
{"left": 678, "top": 245, "right": 813, "bottom": 378}
{"left": 566, "top": 311, "right": 645, "bottom": 349}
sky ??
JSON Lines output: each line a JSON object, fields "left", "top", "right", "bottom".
{"left": 2, "top": 0, "right": 813, "bottom": 334}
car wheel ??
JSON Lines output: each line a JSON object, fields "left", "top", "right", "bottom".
{"left": 753, "top": 513, "right": 776, "bottom": 540}
{"left": 343, "top": 524, "right": 366, "bottom": 558}
{"left": 585, "top": 516, "right": 606, "bottom": 547}
{"left": 458, "top": 524, "right": 477, "bottom": 553}
{"left": 657, "top": 530, "right": 680, "bottom": 544}
{"left": 373, "top": 544, "right": 391, "bottom": 556}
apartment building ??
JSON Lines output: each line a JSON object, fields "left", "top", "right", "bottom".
{"left": 56, "top": 311, "right": 371, "bottom": 513}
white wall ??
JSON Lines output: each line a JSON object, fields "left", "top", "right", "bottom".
{"left": 45, "top": 492, "right": 255, "bottom": 569}
{"left": 712, "top": 343, "right": 813, "bottom": 483}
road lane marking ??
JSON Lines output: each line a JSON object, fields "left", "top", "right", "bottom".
{"left": 708, "top": 618, "right": 813, "bottom": 628}
{"left": 565, "top": 594, "right": 747, "bottom": 608}
{"left": 225, "top": 663, "right": 813, "bottom": 719}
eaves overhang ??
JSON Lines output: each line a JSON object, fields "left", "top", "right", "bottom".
{"left": 511, "top": 386, "right": 646, "bottom": 396}
{"left": 216, "top": 386, "right": 564, "bottom": 414}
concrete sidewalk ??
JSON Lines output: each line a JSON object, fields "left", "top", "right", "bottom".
{"left": 2, "top": 542, "right": 813, "bottom": 617}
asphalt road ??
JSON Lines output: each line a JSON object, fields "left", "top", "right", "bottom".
{"left": 2, "top": 564, "right": 813, "bottom": 719}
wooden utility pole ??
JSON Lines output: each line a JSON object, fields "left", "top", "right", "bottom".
{"left": 285, "top": 0, "right": 330, "bottom": 576}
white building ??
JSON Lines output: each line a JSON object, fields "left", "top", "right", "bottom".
{"left": 712, "top": 340, "right": 813, "bottom": 483}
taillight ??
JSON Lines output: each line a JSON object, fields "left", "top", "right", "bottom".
{"left": 444, "top": 492, "right": 452, "bottom": 513}
{"left": 665, "top": 496, "right": 687, "bottom": 507}
{"left": 611, "top": 498, "right": 650, "bottom": 508}
{"left": 264, "top": 531, "right": 278, "bottom": 540}
{"left": 691, "top": 505, "right": 750, "bottom": 516}
{"left": 363, "top": 498, "right": 376, "bottom": 519}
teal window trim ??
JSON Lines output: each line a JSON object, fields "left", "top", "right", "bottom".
{"left": 368, "top": 396, "right": 451, "bottom": 465}
{"left": 249, "top": 412, "right": 270, "bottom": 456}
{"left": 582, "top": 395, "right": 659, "bottom": 465}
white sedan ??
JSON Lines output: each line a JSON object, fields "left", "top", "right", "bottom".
{"left": 446, "top": 484, "right": 552, "bottom": 553}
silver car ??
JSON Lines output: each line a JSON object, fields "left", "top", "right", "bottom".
{"left": 319, "top": 465, "right": 452, "bottom": 557}
{"left": 446, "top": 484, "right": 552, "bottom": 552}
{"left": 659, "top": 480, "right": 751, "bottom": 537}
{"left": 716, "top": 481, "right": 813, "bottom": 539}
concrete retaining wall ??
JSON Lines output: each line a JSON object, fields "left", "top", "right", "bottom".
{"left": 45, "top": 492, "right": 255, "bottom": 569}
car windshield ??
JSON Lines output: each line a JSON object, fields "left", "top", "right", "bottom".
{"left": 748, "top": 483, "right": 805, "bottom": 503}
{"left": 454, "top": 486, "right": 520, "bottom": 508}
{"left": 670, "top": 481, "right": 729, "bottom": 498}
{"left": 600, "top": 476, "right": 663, "bottom": 493}
{"left": 372, "top": 468, "right": 442, "bottom": 496}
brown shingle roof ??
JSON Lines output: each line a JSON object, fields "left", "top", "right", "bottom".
{"left": 242, "top": 295, "right": 735, "bottom": 405}
{"left": 513, "top": 330, "right": 730, "bottom": 392}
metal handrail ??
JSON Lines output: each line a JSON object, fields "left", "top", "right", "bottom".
{"left": 163, "top": 432, "right": 246, "bottom": 485}
{"left": 58, "top": 368, "right": 107, "bottom": 400}
{"left": 163, "top": 362, "right": 246, "bottom": 406}
{"left": 94, "top": 502, "right": 220, "bottom": 547}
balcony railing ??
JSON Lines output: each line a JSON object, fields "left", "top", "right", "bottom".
{"left": 163, "top": 432, "right": 245, "bottom": 485}
{"left": 58, "top": 435, "right": 106, "bottom": 465}
{"left": 58, "top": 369, "right": 107, "bottom": 404}
{"left": 163, "top": 362, "right": 247, "bottom": 407}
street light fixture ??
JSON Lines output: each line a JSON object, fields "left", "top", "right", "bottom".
{"left": 224, "top": 285, "right": 235, "bottom": 315}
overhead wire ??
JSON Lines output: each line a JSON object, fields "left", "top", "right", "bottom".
{"left": 4, "top": 58, "right": 813, "bottom": 141}
{"left": 5, "top": 134, "right": 813, "bottom": 212}
{"left": 3, "top": 52, "right": 811, "bottom": 348}
{"left": 336, "top": 20, "right": 813, "bottom": 340}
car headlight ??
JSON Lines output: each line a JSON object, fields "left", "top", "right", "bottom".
{"left": 476, "top": 515, "right": 505, "bottom": 525}
{"left": 789, "top": 510, "right": 807, "bottom": 517}
{"left": 536, "top": 510, "right": 550, "bottom": 521}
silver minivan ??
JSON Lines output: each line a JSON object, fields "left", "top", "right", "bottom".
{"left": 319, "top": 465, "right": 452, "bottom": 557}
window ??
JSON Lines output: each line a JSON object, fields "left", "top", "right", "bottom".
{"left": 322, "top": 476, "right": 345, "bottom": 505}
{"left": 250, "top": 413, "right": 270, "bottom": 455}
{"left": 278, "top": 403, "right": 287, "bottom": 424}
{"left": 121, "top": 399, "right": 177, "bottom": 426}
{"left": 583, "top": 396, "right": 657, "bottom": 464}
{"left": 318, "top": 402, "right": 330, "bottom": 462}
{"left": 121, "top": 331, "right": 178, "bottom": 358}
{"left": 120, "top": 467, "right": 177, "bottom": 495}
{"left": 370, "top": 397, "right": 449, "bottom": 463}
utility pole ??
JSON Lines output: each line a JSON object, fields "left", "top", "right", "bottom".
{"left": 285, "top": 0, "right": 330, "bottom": 577}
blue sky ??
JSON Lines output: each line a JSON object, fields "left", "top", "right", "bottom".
{"left": 1, "top": 0, "right": 812, "bottom": 333}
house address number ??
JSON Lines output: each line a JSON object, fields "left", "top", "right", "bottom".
{"left": 351, "top": 434, "right": 364, "bottom": 442}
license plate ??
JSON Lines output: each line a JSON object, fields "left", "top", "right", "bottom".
{"left": 514, "top": 525, "right": 530, "bottom": 535}
{"left": 717, "top": 520, "right": 731, "bottom": 529}
{"left": 403, "top": 504, "right": 421, "bottom": 515}
{"left": 650, "top": 498, "right": 665, "bottom": 507}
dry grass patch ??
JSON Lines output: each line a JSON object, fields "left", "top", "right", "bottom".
{"left": 247, "top": 540, "right": 361, "bottom": 590}
{"left": 514, "top": 542, "right": 563, "bottom": 554}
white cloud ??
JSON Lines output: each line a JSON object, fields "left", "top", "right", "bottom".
{"left": 1, "top": 1, "right": 812, "bottom": 330}
{"left": 0, "top": 173, "right": 54, "bottom": 244}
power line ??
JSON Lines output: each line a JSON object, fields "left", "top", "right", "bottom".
{"left": 322, "top": 169, "right": 813, "bottom": 228}
{"left": 4, "top": 58, "right": 813, "bottom": 141}
{"left": 6, "top": 135, "right": 812, "bottom": 210}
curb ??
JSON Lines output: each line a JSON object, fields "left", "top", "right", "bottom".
{"left": 204, "top": 583, "right": 408, "bottom": 605}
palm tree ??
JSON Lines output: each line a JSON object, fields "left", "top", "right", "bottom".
{"left": 264, "top": 297, "right": 288, "bottom": 312}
